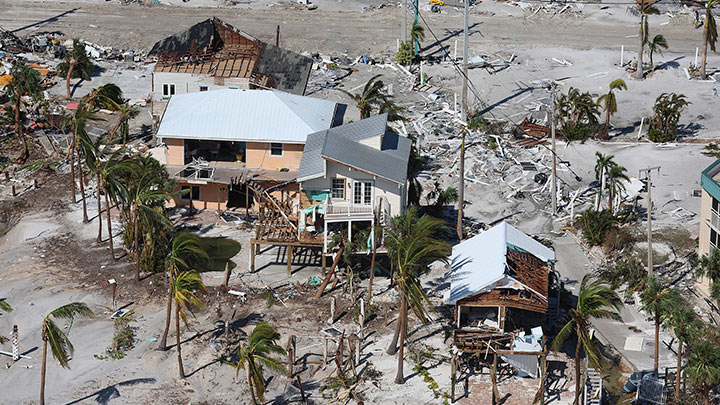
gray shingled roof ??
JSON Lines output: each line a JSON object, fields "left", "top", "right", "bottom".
{"left": 297, "top": 114, "right": 411, "bottom": 185}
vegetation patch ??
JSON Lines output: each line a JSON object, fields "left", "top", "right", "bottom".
{"left": 95, "top": 311, "right": 136, "bottom": 360}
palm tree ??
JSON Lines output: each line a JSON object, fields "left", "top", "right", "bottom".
{"left": 552, "top": 275, "right": 623, "bottom": 405}
{"left": 159, "top": 232, "right": 209, "bottom": 350}
{"left": 640, "top": 277, "right": 681, "bottom": 372}
{"left": 70, "top": 106, "right": 99, "bottom": 223}
{"left": 607, "top": 164, "right": 630, "bottom": 212}
{"left": 686, "top": 340, "right": 720, "bottom": 405}
{"left": 94, "top": 146, "right": 135, "bottom": 258}
{"left": 6, "top": 61, "right": 42, "bottom": 162}
{"left": 234, "top": 322, "right": 288, "bottom": 404}
{"left": 383, "top": 207, "right": 451, "bottom": 383}
{"left": 698, "top": 248, "right": 720, "bottom": 306}
{"left": 57, "top": 39, "right": 95, "bottom": 99}
{"left": 128, "top": 170, "right": 173, "bottom": 279}
{"left": 649, "top": 92, "right": 690, "bottom": 142}
{"left": 668, "top": 306, "right": 702, "bottom": 400}
{"left": 410, "top": 22, "right": 425, "bottom": 56}
{"left": 339, "top": 74, "right": 388, "bottom": 119}
{"left": 594, "top": 153, "right": 615, "bottom": 210}
{"left": 107, "top": 103, "right": 139, "bottom": 144}
{"left": 172, "top": 270, "right": 206, "bottom": 378}
{"left": 0, "top": 299, "right": 11, "bottom": 343}
{"left": 40, "top": 302, "right": 94, "bottom": 405}
{"left": 648, "top": 34, "right": 668, "bottom": 69}
{"left": 701, "top": 0, "right": 719, "bottom": 78}
{"left": 596, "top": 79, "right": 627, "bottom": 139}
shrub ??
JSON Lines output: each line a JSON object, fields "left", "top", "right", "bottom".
{"left": 561, "top": 123, "right": 594, "bottom": 141}
{"left": 575, "top": 209, "right": 616, "bottom": 246}
{"left": 596, "top": 256, "right": 645, "bottom": 290}
{"left": 602, "top": 227, "right": 633, "bottom": 253}
{"left": 396, "top": 41, "right": 413, "bottom": 65}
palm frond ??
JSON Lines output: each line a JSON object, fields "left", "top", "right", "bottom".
{"left": 44, "top": 318, "right": 74, "bottom": 369}
{"left": 50, "top": 302, "right": 94, "bottom": 319}
{"left": 0, "top": 299, "right": 12, "bottom": 312}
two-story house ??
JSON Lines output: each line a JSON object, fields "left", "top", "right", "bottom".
{"left": 296, "top": 113, "right": 411, "bottom": 251}
{"left": 156, "top": 88, "right": 342, "bottom": 210}
{"left": 148, "top": 17, "right": 313, "bottom": 120}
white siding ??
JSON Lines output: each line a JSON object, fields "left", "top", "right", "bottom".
{"left": 301, "top": 161, "right": 405, "bottom": 217}
{"left": 152, "top": 72, "right": 250, "bottom": 102}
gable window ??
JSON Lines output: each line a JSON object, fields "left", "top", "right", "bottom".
{"left": 162, "top": 83, "right": 176, "bottom": 97}
{"left": 270, "top": 143, "right": 283, "bottom": 157}
{"left": 180, "top": 185, "right": 200, "bottom": 201}
{"left": 199, "top": 85, "right": 208, "bottom": 92}
{"left": 332, "top": 178, "right": 345, "bottom": 200}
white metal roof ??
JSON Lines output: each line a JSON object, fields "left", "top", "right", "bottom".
{"left": 445, "top": 221, "right": 555, "bottom": 305}
{"left": 156, "top": 89, "right": 337, "bottom": 144}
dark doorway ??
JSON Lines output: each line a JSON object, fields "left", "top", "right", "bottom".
{"left": 228, "top": 183, "right": 254, "bottom": 208}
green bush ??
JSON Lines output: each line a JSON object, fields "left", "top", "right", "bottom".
{"left": 396, "top": 41, "right": 413, "bottom": 65}
{"left": 561, "top": 123, "right": 594, "bottom": 141}
{"left": 647, "top": 127, "right": 671, "bottom": 143}
{"left": 575, "top": 209, "right": 616, "bottom": 246}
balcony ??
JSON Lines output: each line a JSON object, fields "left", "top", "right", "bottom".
{"left": 324, "top": 200, "right": 374, "bottom": 220}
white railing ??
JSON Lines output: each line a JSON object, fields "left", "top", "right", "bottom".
{"left": 325, "top": 200, "right": 373, "bottom": 216}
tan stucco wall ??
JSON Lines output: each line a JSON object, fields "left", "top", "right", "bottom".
{"left": 168, "top": 181, "right": 228, "bottom": 211}
{"left": 246, "top": 142, "right": 304, "bottom": 171}
{"left": 698, "top": 188, "right": 713, "bottom": 296}
{"left": 165, "top": 138, "right": 184, "bottom": 166}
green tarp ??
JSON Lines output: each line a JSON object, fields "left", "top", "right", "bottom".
{"left": 305, "top": 190, "right": 330, "bottom": 201}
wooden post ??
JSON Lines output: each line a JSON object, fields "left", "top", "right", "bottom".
{"left": 110, "top": 280, "right": 117, "bottom": 312}
{"left": 335, "top": 333, "right": 346, "bottom": 379}
{"left": 323, "top": 337, "right": 329, "bottom": 365}
{"left": 250, "top": 241, "right": 256, "bottom": 273}
{"left": 223, "top": 261, "right": 231, "bottom": 288}
{"left": 315, "top": 244, "right": 345, "bottom": 299}
{"left": 499, "top": 306, "right": 506, "bottom": 331}
{"left": 491, "top": 350, "right": 499, "bottom": 405}
{"left": 287, "top": 246, "right": 293, "bottom": 276}
{"left": 321, "top": 252, "right": 327, "bottom": 276}
{"left": 33, "top": 179, "right": 38, "bottom": 188}
{"left": 296, "top": 375, "right": 306, "bottom": 404}
{"left": 4, "top": 172, "right": 8, "bottom": 181}
{"left": 539, "top": 351, "right": 547, "bottom": 405}
{"left": 11, "top": 185, "right": 16, "bottom": 197}
{"left": 12, "top": 325, "right": 19, "bottom": 361}
{"left": 328, "top": 297, "right": 336, "bottom": 324}
{"left": 287, "top": 335, "right": 296, "bottom": 377}
{"left": 451, "top": 352, "right": 457, "bottom": 402}
{"left": 355, "top": 336, "right": 361, "bottom": 366}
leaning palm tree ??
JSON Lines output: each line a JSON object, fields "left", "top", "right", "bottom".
{"left": 640, "top": 277, "right": 681, "bottom": 373}
{"left": 606, "top": 164, "right": 630, "bottom": 212}
{"left": 159, "top": 232, "right": 209, "bottom": 350}
{"left": 57, "top": 39, "right": 96, "bottom": 99}
{"left": 701, "top": 0, "right": 719, "bottom": 78}
{"left": 686, "top": 339, "right": 720, "bottom": 405}
{"left": 668, "top": 306, "right": 702, "bottom": 401}
{"left": 339, "top": 74, "right": 388, "bottom": 119}
{"left": 172, "top": 270, "right": 206, "bottom": 378}
{"left": 94, "top": 146, "right": 135, "bottom": 258}
{"left": 70, "top": 106, "right": 100, "bottom": 223}
{"left": 234, "top": 322, "right": 288, "bottom": 404}
{"left": 6, "top": 61, "right": 42, "bottom": 162}
{"left": 596, "top": 79, "right": 627, "bottom": 139}
{"left": 594, "top": 153, "right": 616, "bottom": 210}
{"left": 384, "top": 207, "right": 451, "bottom": 384}
{"left": 40, "top": 302, "right": 94, "bottom": 405}
{"left": 648, "top": 34, "right": 668, "bottom": 69}
{"left": 552, "top": 275, "right": 623, "bottom": 405}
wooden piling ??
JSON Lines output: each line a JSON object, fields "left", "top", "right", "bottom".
{"left": 11, "top": 185, "right": 16, "bottom": 197}
{"left": 296, "top": 375, "right": 306, "bottom": 404}
{"left": 323, "top": 337, "right": 329, "bottom": 366}
{"left": 451, "top": 352, "right": 457, "bottom": 402}
{"left": 287, "top": 335, "right": 296, "bottom": 377}
{"left": 250, "top": 241, "right": 256, "bottom": 273}
{"left": 328, "top": 297, "right": 336, "bottom": 324}
{"left": 33, "top": 179, "right": 38, "bottom": 188}
{"left": 287, "top": 246, "right": 293, "bottom": 275}
{"left": 321, "top": 252, "right": 327, "bottom": 275}
{"left": 4, "top": 172, "right": 8, "bottom": 181}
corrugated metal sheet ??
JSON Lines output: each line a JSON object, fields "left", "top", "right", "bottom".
{"left": 156, "top": 89, "right": 337, "bottom": 144}
{"left": 446, "top": 221, "right": 555, "bottom": 304}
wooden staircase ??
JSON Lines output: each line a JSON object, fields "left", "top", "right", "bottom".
{"left": 585, "top": 367, "right": 602, "bottom": 405}
{"left": 246, "top": 179, "right": 298, "bottom": 242}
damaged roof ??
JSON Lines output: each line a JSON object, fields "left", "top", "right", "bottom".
{"left": 149, "top": 17, "right": 312, "bottom": 95}
{"left": 297, "top": 114, "right": 412, "bottom": 185}
{"left": 156, "top": 89, "right": 338, "bottom": 144}
{"left": 445, "top": 221, "right": 555, "bottom": 305}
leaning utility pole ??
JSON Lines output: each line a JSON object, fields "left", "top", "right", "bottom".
{"left": 640, "top": 166, "right": 660, "bottom": 276}
{"left": 461, "top": 0, "right": 469, "bottom": 122}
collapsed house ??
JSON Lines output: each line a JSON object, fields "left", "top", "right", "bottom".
{"left": 148, "top": 17, "right": 313, "bottom": 119}
{"left": 155, "top": 88, "right": 342, "bottom": 211}
{"left": 445, "top": 221, "right": 555, "bottom": 377}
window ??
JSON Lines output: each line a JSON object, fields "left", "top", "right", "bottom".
{"left": 332, "top": 178, "right": 345, "bottom": 199}
{"left": 712, "top": 228, "right": 720, "bottom": 250}
{"left": 180, "top": 185, "right": 200, "bottom": 201}
{"left": 162, "top": 83, "right": 175, "bottom": 97}
{"left": 270, "top": 143, "right": 283, "bottom": 157}
{"left": 353, "top": 181, "right": 372, "bottom": 205}
{"left": 199, "top": 85, "right": 208, "bottom": 92}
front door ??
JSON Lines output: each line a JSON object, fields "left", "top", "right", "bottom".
{"left": 353, "top": 181, "right": 373, "bottom": 206}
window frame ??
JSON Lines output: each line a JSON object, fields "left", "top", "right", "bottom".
{"left": 353, "top": 180, "right": 373, "bottom": 206}
{"left": 269, "top": 142, "right": 284, "bottom": 157}
{"left": 180, "top": 185, "right": 200, "bottom": 201}
{"left": 199, "top": 85, "right": 209, "bottom": 92}
{"left": 331, "top": 178, "right": 345, "bottom": 200}
{"left": 162, "top": 83, "right": 176, "bottom": 98}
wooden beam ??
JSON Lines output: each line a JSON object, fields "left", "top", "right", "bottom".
{"left": 250, "top": 241, "right": 256, "bottom": 273}
{"left": 315, "top": 244, "right": 344, "bottom": 299}
{"left": 287, "top": 246, "right": 293, "bottom": 275}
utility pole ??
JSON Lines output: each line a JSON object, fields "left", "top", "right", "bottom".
{"left": 461, "top": 0, "right": 469, "bottom": 122}
{"left": 636, "top": 0, "right": 645, "bottom": 79}
{"left": 403, "top": 0, "right": 407, "bottom": 43}
{"left": 457, "top": 127, "right": 466, "bottom": 240}
{"left": 414, "top": 0, "right": 420, "bottom": 56}
{"left": 550, "top": 98, "right": 557, "bottom": 216}
{"left": 640, "top": 166, "right": 660, "bottom": 276}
